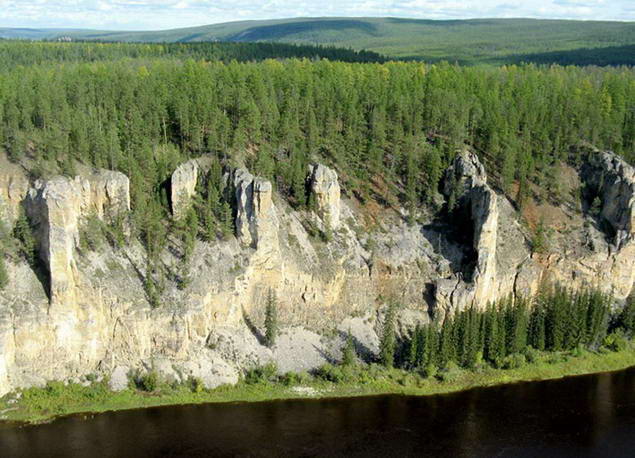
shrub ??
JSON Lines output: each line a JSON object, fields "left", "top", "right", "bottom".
{"left": 315, "top": 363, "right": 346, "bottom": 383}
{"left": 422, "top": 363, "right": 438, "bottom": 379}
{"left": 501, "top": 353, "right": 527, "bottom": 370}
{"left": 603, "top": 330, "right": 628, "bottom": 352}
{"left": 437, "top": 361, "right": 462, "bottom": 383}
{"left": 245, "top": 363, "right": 278, "bottom": 384}
{"left": 187, "top": 376, "right": 204, "bottom": 393}
{"left": 280, "top": 371, "right": 312, "bottom": 386}
{"left": 139, "top": 371, "right": 159, "bottom": 392}
{"left": 522, "top": 346, "right": 541, "bottom": 364}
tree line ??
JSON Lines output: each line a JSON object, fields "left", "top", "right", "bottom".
{"left": 392, "top": 287, "right": 635, "bottom": 373}
{"left": 0, "top": 40, "right": 386, "bottom": 72}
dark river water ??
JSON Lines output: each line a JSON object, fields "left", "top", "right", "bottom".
{"left": 2, "top": 367, "right": 635, "bottom": 457}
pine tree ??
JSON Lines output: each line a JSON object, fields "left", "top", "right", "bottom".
{"left": 618, "top": 297, "right": 635, "bottom": 336}
{"left": 13, "top": 209, "right": 36, "bottom": 266}
{"left": 342, "top": 331, "right": 356, "bottom": 367}
{"left": 380, "top": 302, "right": 397, "bottom": 368}
{"left": 438, "top": 314, "right": 455, "bottom": 368}
{"left": 407, "top": 325, "right": 420, "bottom": 369}
{"left": 264, "top": 288, "right": 278, "bottom": 348}
{"left": 529, "top": 303, "right": 546, "bottom": 351}
{"left": 0, "top": 251, "right": 8, "bottom": 290}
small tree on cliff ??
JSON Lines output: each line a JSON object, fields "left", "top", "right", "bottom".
{"left": 264, "top": 288, "right": 278, "bottom": 348}
{"left": 342, "top": 330, "right": 357, "bottom": 367}
{"left": 0, "top": 251, "right": 8, "bottom": 290}
{"left": 380, "top": 302, "right": 397, "bottom": 368}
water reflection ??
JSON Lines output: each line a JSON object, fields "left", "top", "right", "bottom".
{"left": 1, "top": 367, "right": 634, "bottom": 457}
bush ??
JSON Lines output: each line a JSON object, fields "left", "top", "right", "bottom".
{"left": 437, "top": 361, "right": 462, "bottom": 383}
{"left": 244, "top": 363, "right": 278, "bottom": 384}
{"left": 280, "top": 371, "right": 312, "bottom": 386}
{"left": 603, "top": 331, "right": 628, "bottom": 352}
{"left": 138, "top": 371, "right": 159, "bottom": 392}
{"left": 187, "top": 376, "right": 204, "bottom": 393}
{"left": 501, "top": 353, "right": 527, "bottom": 370}
{"left": 315, "top": 363, "right": 346, "bottom": 383}
{"left": 422, "top": 363, "right": 438, "bottom": 379}
{"left": 522, "top": 346, "right": 541, "bottom": 364}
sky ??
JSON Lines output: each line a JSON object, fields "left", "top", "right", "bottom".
{"left": 0, "top": 0, "right": 633, "bottom": 30}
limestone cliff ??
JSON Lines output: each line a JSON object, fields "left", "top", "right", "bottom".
{"left": 170, "top": 159, "right": 199, "bottom": 221}
{"left": 308, "top": 164, "right": 341, "bottom": 229}
{"left": 0, "top": 152, "right": 633, "bottom": 396}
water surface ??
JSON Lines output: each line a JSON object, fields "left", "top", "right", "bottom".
{"left": 2, "top": 367, "right": 635, "bottom": 457}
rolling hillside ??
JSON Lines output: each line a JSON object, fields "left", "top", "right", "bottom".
{"left": 2, "top": 17, "right": 634, "bottom": 65}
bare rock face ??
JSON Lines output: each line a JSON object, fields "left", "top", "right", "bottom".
{"left": 82, "top": 170, "right": 131, "bottom": 224}
{"left": 435, "top": 151, "right": 501, "bottom": 312}
{"left": 543, "top": 150, "right": 635, "bottom": 300}
{"left": 232, "top": 168, "right": 276, "bottom": 249}
{"left": 586, "top": 151, "right": 635, "bottom": 247}
{"left": 170, "top": 159, "right": 199, "bottom": 220}
{"left": 308, "top": 164, "right": 341, "bottom": 229}
{"left": 26, "top": 177, "right": 83, "bottom": 306}
{"left": 25, "top": 170, "right": 130, "bottom": 306}
{"left": 0, "top": 158, "right": 29, "bottom": 227}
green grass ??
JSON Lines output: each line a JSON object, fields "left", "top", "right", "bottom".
{"left": 2, "top": 345, "right": 634, "bottom": 425}
{"left": 3, "top": 17, "right": 634, "bottom": 65}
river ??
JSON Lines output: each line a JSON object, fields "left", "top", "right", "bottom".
{"left": 1, "top": 367, "right": 635, "bottom": 457}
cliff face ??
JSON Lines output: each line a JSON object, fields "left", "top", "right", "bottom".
{"left": 0, "top": 152, "right": 633, "bottom": 396}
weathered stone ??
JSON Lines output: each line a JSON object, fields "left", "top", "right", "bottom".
{"left": 108, "top": 366, "right": 130, "bottom": 391}
{"left": 232, "top": 168, "right": 276, "bottom": 248}
{"left": 24, "top": 170, "right": 131, "bottom": 306}
{"left": 0, "top": 156, "right": 29, "bottom": 228}
{"left": 82, "top": 170, "right": 131, "bottom": 224}
{"left": 435, "top": 151, "right": 500, "bottom": 311}
{"left": 586, "top": 151, "right": 635, "bottom": 247}
{"left": 170, "top": 159, "right": 199, "bottom": 220}
{"left": 26, "top": 176, "right": 83, "bottom": 306}
{"left": 2, "top": 149, "right": 635, "bottom": 398}
{"left": 308, "top": 164, "right": 341, "bottom": 229}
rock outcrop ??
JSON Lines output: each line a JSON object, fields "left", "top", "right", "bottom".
{"left": 24, "top": 170, "right": 130, "bottom": 306}
{"left": 434, "top": 151, "right": 503, "bottom": 312}
{"left": 170, "top": 159, "right": 199, "bottom": 220}
{"left": 232, "top": 168, "right": 277, "bottom": 249}
{"left": 1, "top": 150, "right": 634, "bottom": 397}
{"left": 308, "top": 164, "right": 341, "bottom": 229}
{"left": 0, "top": 157, "right": 29, "bottom": 227}
{"left": 586, "top": 151, "right": 635, "bottom": 247}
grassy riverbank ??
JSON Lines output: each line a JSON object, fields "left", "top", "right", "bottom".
{"left": 1, "top": 344, "right": 634, "bottom": 425}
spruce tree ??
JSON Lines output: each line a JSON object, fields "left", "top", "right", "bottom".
{"left": 380, "top": 302, "right": 397, "bottom": 368}
{"left": 264, "top": 288, "right": 278, "bottom": 348}
{"left": 342, "top": 331, "right": 356, "bottom": 367}
{"left": 0, "top": 251, "right": 8, "bottom": 290}
{"left": 618, "top": 297, "right": 635, "bottom": 336}
{"left": 13, "top": 209, "right": 36, "bottom": 266}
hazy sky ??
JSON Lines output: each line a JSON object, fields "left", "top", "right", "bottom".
{"left": 1, "top": 0, "right": 633, "bottom": 30}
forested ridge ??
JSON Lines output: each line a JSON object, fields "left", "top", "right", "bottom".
{"left": 0, "top": 40, "right": 385, "bottom": 71}
{"left": 4, "top": 17, "right": 633, "bottom": 66}
{"left": 0, "top": 41, "right": 634, "bottom": 291}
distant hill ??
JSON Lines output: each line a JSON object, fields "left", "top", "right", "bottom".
{"left": 2, "top": 17, "right": 634, "bottom": 65}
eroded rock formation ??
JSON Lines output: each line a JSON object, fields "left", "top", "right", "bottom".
{"left": 308, "top": 164, "right": 341, "bottom": 229}
{"left": 585, "top": 151, "right": 635, "bottom": 247}
{"left": 434, "top": 151, "right": 512, "bottom": 313}
{"left": 24, "top": 170, "right": 130, "bottom": 306}
{"left": 170, "top": 159, "right": 199, "bottom": 220}
{"left": 0, "top": 152, "right": 633, "bottom": 396}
